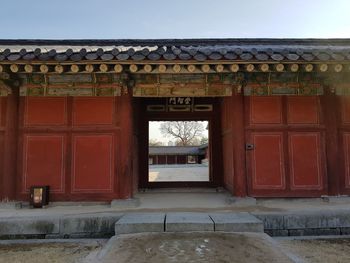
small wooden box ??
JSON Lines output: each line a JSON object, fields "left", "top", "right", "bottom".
{"left": 30, "top": 186, "right": 50, "bottom": 208}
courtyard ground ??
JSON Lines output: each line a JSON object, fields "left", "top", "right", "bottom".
{"left": 148, "top": 164, "right": 209, "bottom": 182}
{"left": 1, "top": 234, "right": 350, "bottom": 262}
{"left": 0, "top": 239, "right": 106, "bottom": 263}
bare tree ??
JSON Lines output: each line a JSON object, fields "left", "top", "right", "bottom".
{"left": 160, "top": 121, "right": 205, "bottom": 146}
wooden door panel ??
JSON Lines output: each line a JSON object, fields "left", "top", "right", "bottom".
{"left": 249, "top": 132, "right": 285, "bottom": 190}
{"left": 341, "top": 97, "right": 350, "bottom": 125}
{"left": 71, "top": 134, "right": 114, "bottom": 193}
{"left": 73, "top": 97, "right": 114, "bottom": 126}
{"left": 343, "top": 133, "right": 350, "bottom": 189}
{"left": 289, "top": 132, "right": 324, "bottom": 190}
{"left": 24, "top": 97, "right": 67, "bottom": 126}
{"left": 249, "top": 96, "right": 282, "bottom": 125}
{"left": 23, "top": 134, "right": 65, "bottom": 193}
{"left": 287, "top": 96, "right": 319, "bottom": 124}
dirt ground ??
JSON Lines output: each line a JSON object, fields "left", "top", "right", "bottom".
{"left": 2, "top": 235, "right": 350, "bottom": 262}
{"left": 0, "top": 240, "right": 105, "bottom": 263}
{"left": 95, "top": 232, "right": 293, "bottom": 263}
{"left": 279, "top": 238, "right": 350, "bottom": 263}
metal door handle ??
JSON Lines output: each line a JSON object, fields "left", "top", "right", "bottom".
{"left": 245, "top": 143, "right": 255, "bottom": 150}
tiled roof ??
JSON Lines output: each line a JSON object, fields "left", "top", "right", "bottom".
{"left": 0, "top": 39, "right": 350, "bottom": 62}
{"left": 149, "top": 146, "right": 206, "bottom": 155}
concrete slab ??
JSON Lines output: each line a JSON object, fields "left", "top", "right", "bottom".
{"left": 0, "top": 201, "right": 23, "bottom": 209}
{"left": 110, "top": 198, "right": 140, "bottom": 209}
{"left": 115, "top": 213, "right": 165, "bottom": 235}
{"left": 209, "top": 212, "right": 264, "bottom": 232}
{"left": 165, "top": 212, "right": 214, "bottom": 232}
{"left": 0, "top": 217, "right": 59, "bottom": 236}
{"left": 225, "top": 197, "right": 256, "bottom": 206}
{"left": 284, "top": 212, "right": 340, "bottom": 229}
{"left": 253, "top": 213, "right": 285, "bottom": 230}
{"left": 60, "top": 212, "right": 123, "bottom": 236}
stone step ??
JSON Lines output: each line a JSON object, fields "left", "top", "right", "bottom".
{"left": 115, "top": 213, "right": 165, "bottom": 235}
{"left": 114, "top": 212, "right": 263, "bottom": 235}
{"left": 166, "top": 212, "right": 214, "bottom": 232}
{"left": 209, "top": 212, "right": 264, "bottom": 232}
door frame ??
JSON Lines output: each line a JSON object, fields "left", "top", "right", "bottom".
{"left": 137, "top": 97, "right": 223, "bottom": 189}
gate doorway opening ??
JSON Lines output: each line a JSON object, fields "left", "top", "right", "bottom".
{"left": 136, "top": 97, "right": 223, "bottom": 189}
{"left": 148, "top": 121, "right": 209, "bottom": 182}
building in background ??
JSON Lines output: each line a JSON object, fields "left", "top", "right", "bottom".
{"left": 149, "top": 145, "right": 208, "bottom": 165}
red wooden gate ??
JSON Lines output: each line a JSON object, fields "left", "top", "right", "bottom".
{"left": 17, "top": 96, "right": 127, "bottom": 201}
{"left": 245, "top": 96, "right": 327, "bottom": 197}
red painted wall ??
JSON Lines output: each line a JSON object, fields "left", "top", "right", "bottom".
{"left": 245, "top": 96, "right": 327, "bottom": 197}
{"left": 1, "top": 92, "right": 348, "bottom": 200}
{"left": 16, "top": 96, "right": 132, "bottom": 201}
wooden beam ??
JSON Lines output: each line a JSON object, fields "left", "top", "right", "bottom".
{"left": 143, "top": 64, "right": 152, "bottom": 73}
{"left": 2, "top": 85, "right": 19, "bottom": 200}
{"left": 321, "top": 87, "right": 340, "bottom": 195}
{"left": 99, "top": 63, "right": 109, "bottom": 72}
{"left": 40, "top": 64, "right": 49, "bottom": 73}
{"left": 85, "top": 64, "right": 94, "bottom": 73}
{"left": 230, "top": 64, "right": 239, "bottom": 72}
{"left": 114, "top": 64, "right": 123, "bottom": 73}
{"left": 172, "top": 64, "right": 181, "bottom": 73}
{"left": 318, "top": 64, "right": 328, "bottom": 72}
{"left": 24, "top": 64, "right": 33, "bottom": 73}
{"left": 187, "top": 64, "right": 196, "bottom": 73}
{"left": 54, "top": 64, "right": 64, "bottom": 74}
{"left": 275, "top": 63, "right": 284, "bottom": 72}
{"left": 158, "top": 64, "right": 167, "bottom": 73}
{"left": 201, "top": 64, "right": 210, "bottom": 73}
{"left": 289, "top": 64, "right": 299, "bottom": 72}
{"left": 304, "top": 64, "right": 313, "bottom": 72}
{"left": 70, "top": 64, "right": 80, "bottom": 73}
{"left": 118, "top": 92, "right": 134, "bottom": 198}
{"left": 245, "top": 64, "right": 254, "bottom": 72}
{"left": 259, "top": 64, "right": 269, "bottom": 72}
{"left": 10, "top": 64, "right": 19, "bottom": 73}
{"left": 334, "top": 64, "right": 343, "bottom": 73}
{"left": 215, "top": 64, "right": 224, "bottom": 73}
{"left": 129, "top": 64, "right": 138, "bottom": 73}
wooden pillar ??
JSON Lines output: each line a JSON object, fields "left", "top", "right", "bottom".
{"left": 321, "top": 87, "right": 340, "bottom": 195}
{"left": 118, "top": 91, "right": 133, "bottom": 199}
{"left": 2, "top": 86, "right": 19, "bottom": 200}
{"left": 232, "top": 93, "right": 247, "bottom": 197}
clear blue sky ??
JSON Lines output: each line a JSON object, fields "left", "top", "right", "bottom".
{"left": 1, "top": 0, "right": 350, "bottom": 39}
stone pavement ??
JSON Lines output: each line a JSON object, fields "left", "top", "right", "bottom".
{"left": 115, "top": 212, "right": 263, "bottom": 235}
{"left": 149, "top": 164, "right": 209, "bottom": 182}
{"left": 0, "top": 191, "right": 350, "bottom": 239}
